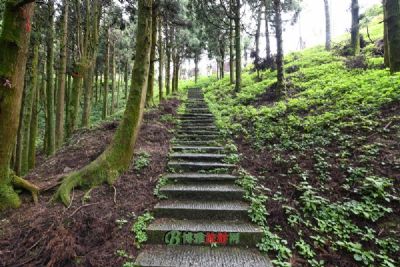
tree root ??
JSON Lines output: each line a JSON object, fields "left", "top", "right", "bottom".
{"left": 10, "top": 172, "right": 40, "bottom": 204}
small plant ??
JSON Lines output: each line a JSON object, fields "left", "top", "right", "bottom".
{"left": 131, "top": 212, "right": 154, "bottom": 249}
{"left": 134, "top": 152, "right": 151, "bottom": 171}
{"left": 154, "top": 176, "right": 172, "bottom": 199}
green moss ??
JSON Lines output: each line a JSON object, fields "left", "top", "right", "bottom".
{"left": 0, "top": 184, "right": 21, "bottom": 211}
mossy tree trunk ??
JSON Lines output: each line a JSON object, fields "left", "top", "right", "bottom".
{"left": 46, "top": 0, "right": 56, "bottom": 155}
{"left": 158, "top": 16, "right": 164, "bottom": 101}
{"left": 21, "top": 38, "right": 39, "bottom": 174}
{"left": 56, "top": 0, "right": 68, "bottom": 148}
{"left": 54, "top": 0, "right": 154, "bottom": 206}
{"left": 229, "top": 0, "right": 235, "bottom": 85}
{"left": 385, "top": 0, "right": 400, "bottom": 73}
{"left": 28, "top": 78, "right": 39, "bottom": 170}
{"left": 351, "top": 0, "right": 360, "bottom": 55}
{"left": 146, "top": 4, "right": 157, "bottom": 106}
{"left": 273, "top": 0, "right": 284, "bottom": 90}
{"left": 0, "top": 0, "right": 39, "bottom": 211}
{"left": 124, "top": 61, "right": 129, "bottom": 99}
{"left": 323, "top": 0, "right": 331, "bottom": 51}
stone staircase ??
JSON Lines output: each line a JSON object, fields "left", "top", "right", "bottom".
{"left": 134, "top": 88, "right": 272, "bottom": 266}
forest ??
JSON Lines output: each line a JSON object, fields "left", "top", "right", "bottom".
{"left": 0, "top": 0, "right": 399, "bottom": 266}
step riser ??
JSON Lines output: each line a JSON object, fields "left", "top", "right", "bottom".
{"left": 146, "top": 231, "right": 262, "bottom": 247}
{"left": 172, "top": 148, "right": 225, "bottom": 153}
{"left": 154, "top": 208, "right": 248, "bottom": 221}
{"left": 177, "top": 132, "right": 219, "bottom": 136}
{"left": 168, "top": 165, "right": 234, "bottom": 173}
{"left": 161, "top": 190, "right": 244, "bottom": 201}
{"left": 175, "top": 136, "right": 219, "bottom": 141}
{"left": 173, "top": 142, "right": 221, "bottom": 146}
{"left": 170, "top": 157, "right": 225, "bottom": 163}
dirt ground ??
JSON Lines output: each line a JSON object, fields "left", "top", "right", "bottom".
{"left": 235, "top": 102, "right": 400, "bottom": 267}
{"left": 0, "top": 98, "right": 180, "bottom": 267}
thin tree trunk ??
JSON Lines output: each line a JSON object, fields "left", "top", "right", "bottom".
{"left": 56, "top": 0, "right": 69, "bottom": 148}
{"left": 22, "top": 41, "right": 39, "bottom": 174}
{"left": 110, "top": 42, "right": 116, "bottom": 114}
{"left": 46, "top": 0, "right": 56, "bottom": 155}
{"left": 194, "top": 53, "right": 199, "bottom": 84}
{"left": 234, "top": 0, "right": 241, "bottom": 92}
{"left": 264, "top": 0, "right": 271, "bottom": 59}
{"left": 117, "top": 69, "right": 121, "bottom": 109}
{"left": 55, "top": 0, "right": 154, "bottom": 206}
{"left": 165, "top": 23, "right": 171, "bottom": 96}
{"left": 229, "top": 0, "right": 235, "bottom": 84}
{"left": 0, "top": 1, "right": 37, "bottom": 210}
{"left": 147, "top": 5, "right": 157, "bottom": 106}
{"left": 351, "top": 0, "right": 360, "bottom": 55}
{"left": 29, "top": 79, "right": 39, "bottom": 170}
{"left": 15, "top": 83, "right": 26, "bottom": 175}
{"left": 158, "top": 16, "right": 164, "bottom": 101}
{"left": 274, "top": 0, "right": 284, "bottom": 90}
{"left": 124, "top": 61, "right": 129, "bottom": 99}
{"left": 102, "top": 28, "right": 110, "bottom": 119}
{"left": 383, "top": 0, "right": 390, "bottom": 67}
{"left": 255, "top": 5, "right": 261, "bottom": 58}
{"left": 323, "top": 0, "right": 331, "bottom": 50}
{"left": 385, "top": 0, "right": 400, "bottom": 73}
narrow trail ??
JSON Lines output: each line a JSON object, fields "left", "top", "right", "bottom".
{"left": 135, "top": 89, "right": 272, "bottom": 266}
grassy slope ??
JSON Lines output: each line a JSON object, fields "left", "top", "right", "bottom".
{"left": 185, "top": 6, "right": 400, "bottom": 267}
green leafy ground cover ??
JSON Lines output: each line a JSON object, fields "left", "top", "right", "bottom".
{"left": 190, "top": 7, "right": 400, "bottom": 267}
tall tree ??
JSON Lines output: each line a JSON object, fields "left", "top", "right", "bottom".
{"left": 323, "top": 0, "right": 331, "bottom": 50}
{"left": 158, "top": 16, "right": 164, "bottom": 100}
{"left": 351, "top": 0, "right": 360, "bottom": 55}
{"left": 264, "top": 0, "right": 271, "bottom": 59}
{"left": 55, "top": 0, "right": 154, "bottom": 206}
{"left": 273, "top": 0, "right": 284, "bottom": 89}
{"left": 385, "top": 0, "right": 400, "bottom": 73}
{"left": 0, "top": 0, "right": 39, "bottom": 210}
{"left": 234, "top": 0, "right": 241, "bottom": 92}
{"left": 102, "top": 28, "right": 110, "bottom": 119}
{"left": 46, "top": 0, "right": 56, "bottom": 155}
{"left": 56, "top": 0, "right": 69, "bottom": 147}
{"left": 146, "top": 2, "right": 158, "bottom": 106}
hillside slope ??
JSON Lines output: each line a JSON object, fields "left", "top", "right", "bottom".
{"left": 197, "top": 8, "right": 399, "bottom": 267}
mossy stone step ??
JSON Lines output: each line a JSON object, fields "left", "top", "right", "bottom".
{"left": 159, "top": 183, "right": 244, "bottom": 200}
{"left": 172, "top": 146, "right": 225, "bottom": 153}
{"left": 168, "top": 161, "right": 234, "bottom": 172}
{"left": 154, "top": 200, "right": 249, "bottom": 220}
{"left": 177, "top": 130, "right": 219, "bottom": 135}
{"left": 146, "top": 218, "right": 263, "bottom": 247}
{"left": 179, "top": 113, "right": 214, "bottom": 117}
{"left": 164, "top": 173, "right": 238, "bottom": 183}
{"left": 179, "top": 125, "right": 217, "bottom": 131}
{"left": 134, "top": 245, "right": 273, "bottom": 267}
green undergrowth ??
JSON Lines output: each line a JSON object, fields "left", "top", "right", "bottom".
{"left": 131, "top": 212, "right": 154, "bottom": 249}
{"left": 203, "top": 9, "right": 399, "bottom": 266}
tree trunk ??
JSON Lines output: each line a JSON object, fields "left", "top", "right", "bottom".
{"left": 323, "top": 0, "right": 331, "bottom": 50}
{"left": 165, "top": 23, "right": 171, "bottom": 96}
{"left": 55, "top": 0, "right": 154, "bottom": 206}
{"left": 385, "top": 0, "right": 400, "bottom": 73}
{"left": 29, "top": 78, "right": 39, "bottom": 170}
{"left": 383, "top": 0, "right": 390, "bottom": 67}
{"left": 95, "top": 70, "right": 99, "bottom": 103}
{"left": 0, "top": 1, "right": 36, "bottom": 210}
{"left": 56, "top": 0, "right": 69, "bottom": 148}
{"left": 46, "top": 0, "right": 56, "bottom": 155}
{"left": 22, "top": 40, "right": 39, "bottom": 174}
{"left": 110, "top": 42, "right": 116, "bottom": 114}
{"left": 102, "top": 28, "right": 110, "bottom": 119}
{"left": 117, "top": 69, "right": 121, "bottom": 109}
{"left": 274, "top": 0, "right": 284, "bottom": 90}
{"left": 124, "top": 61, "right": 129, "bottom": 99}
{"left": 194, "top": 53, "right": 199, "bottom": 84}
{"left": 351, "top": 0, "right": 360, "bottom": 55}
{"left": 229, "top": 13, "right": 235, "bottom": 85}
{"left": 146, "top": 5, "right": 157, "bottom": 106}
{"left": 255, "top": 6, "right": 261, "bottom": 59}
{"left": 14, "top": 82, "right": 26, "bottom": 175}
{"left": 234, "top": 0, "right": 241, "bottom": 92}
{"left": 264, "top": 0, "right": 271, "bottom": 59}
{"left": 158, "top": 16, "right": 164, "bottom": 101}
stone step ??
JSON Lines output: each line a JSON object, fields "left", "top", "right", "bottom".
{"left": 177, "top": 130, "right": 219, "bottom": 135}
{"left": 175, "top": 134, "right": 219, "bottom": 141}
{"left": 172, "top": 140, "right": 221, "bottom": 146}
{"left": 172, "top": 146, "right": 225, "bottom": 153}
{"left": 165, "top": 173, "right": 238, "bottom": 183}
{"left": 146, "top": 218, "right": 263, "bottom": 247}
{"left": 135, "top": 245, "right": 272, "bottom": 267}
{"left": 159, "top": 183, "right": 245, "bottom": 200}
{"left": 179, "top": 125, "right": 217, "bottom": 131}
{"left": 179, "top": 123, "right": 216, "bottom": 128}
{"left": 170, "top": 153, "right": 226, "bottom": 162}
{"left": 179, "top": 119, "right": 215, "bottom": 124}
{"left": 168, "top": 161, "right": 235, "bottom": 172}
{"left": 179, "top": 114, "right": 214, "bottom": 118}
{"left": 185, "top": 108, "right": 211, "bottom": 113}
{"left": 154, "top": 200, "right": 249, "bottom": 220}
